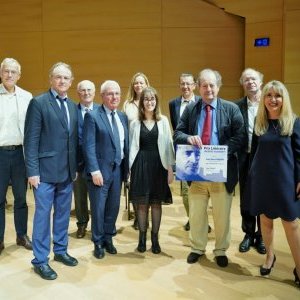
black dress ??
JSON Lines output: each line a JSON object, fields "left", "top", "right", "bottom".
{"left": 129, "top": 122, "right": 172, "bottom": 205}
{"left": 245, "top": 119, "right": 300, "bottom": 221}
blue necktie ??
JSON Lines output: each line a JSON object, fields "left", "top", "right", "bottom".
{"left": 57, "top": 96, "right": 69, "bottom": 128}
{"left": 111, "top": 111, "right": 122, "bottom": 165}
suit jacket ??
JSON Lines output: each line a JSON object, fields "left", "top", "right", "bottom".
{"left": 82, "top": 104, "right": 129, "bottom": 182}
{"left": 173, "top": 97, "right": 245, "bottom": 193}
{"left": 236, "top": 97, "right": 250, "bottom": 169}
{"left": 169, "top": 95, "right": 200, "bottom": 131}
{"left": 24, "top": 90, "right": 78, "bottom": 183}
{"left": 77, "top": 102, "right": 100, "bottom": 172}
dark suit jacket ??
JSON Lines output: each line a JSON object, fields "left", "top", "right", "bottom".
{"left": 77, "top": 103, "right": 100, "bottom": 172}
{"left": 173, "top": 97, "right": 245, "bottom": 193}
{"left": 24, "top": 90, "right": 78, "bottom": 183}
{"left": 169, "top": 95, "right": 200, "bottom": 131}
{"left": 235, "top": 97, "right": 250, "bottom": 170}
{"left": 82, "top": 104, "right": 129, "bottom": 182}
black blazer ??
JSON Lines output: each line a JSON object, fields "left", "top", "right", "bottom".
{"left": 169, "top": 95, "right": 200, "bottom": 131}
{"left": 24, "top": 90, "right": 78, "bottom": 183}
{"left": 173, "top": 97, "right": 245, "bottom": 193}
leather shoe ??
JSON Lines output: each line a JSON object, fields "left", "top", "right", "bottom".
{"left": 16, "top": 235, "right": 32, "bottom": 250}
{"left": 104, "top": 241, "right": 117, "bottom": 254}
{"left": 54, "top": 253, "right": 78, "bottom": 266}
{"left": 293, "top": 268, "right": 300, "bottom": 287}
{"left": 0, "top": 241, "right": 4, "bottom": 255}
{"left": 215, "top": 255, "right": 228, "bottom": 267}
{"left": 260, "top": 255, "right": 276, "bottom": 276}
{"left": 184, "top": 221, "right": 190, "bottom": 231}
{"left": 94, "top": 244, "right": 105, "bottom": 259}
{"left": 34, "top": 264, "right": 57, "bottom": 280}
{"left": 239, "top": 235, "right": 253, "bottom": 253}
{"left": 76, "top": 225, "right": 87, "bottom": 239}
{"left": 254, "top": 237, "right": 266, "bottom": 254}
{"left": 208, "top": 225, "right": 212, "bottom": 233}
{"left": 187, "top": 252, "right": 203, "bottom": 264}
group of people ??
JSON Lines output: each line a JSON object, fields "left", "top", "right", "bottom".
{"left": 0, "top": 57, "right": 299, "bottom": 288}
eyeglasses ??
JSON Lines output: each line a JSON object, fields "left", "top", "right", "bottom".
{"left": 2, "top": 69, "right": 19, "bottom": 76}
{"left": 144, "top": 97, "right": 156, "bottom": 103}
{"left": 78, "top": 89, "right": 94, "bottom": 94}
{"left": 180, "top": 82, "right": 194, "bottom": 87}
{"left": 52, "top": 75, "right": 72, "bottom": 81}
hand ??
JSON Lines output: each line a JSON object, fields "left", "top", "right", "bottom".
{"left": 168, "top": 167, "right": 174, "bottom": 185}
{"left": 296, "top": 182, "right": 300, "bottom": 199}
{"left": 92, "top": 172, "right": 104, "bottom": 186}
{"left": 187, "top": 135, "right": 203, "bottom": 148}
{"left": 28, "top": 176, "right": 40, "bottom": 189}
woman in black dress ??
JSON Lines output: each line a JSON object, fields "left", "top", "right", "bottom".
{"left": 246, "top": 80, "right": 300, "bottom": 287}
{"left": 129, "top": 87, "right": 174, "bottom": 254}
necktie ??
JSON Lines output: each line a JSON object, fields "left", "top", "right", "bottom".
{"left": 111, "top": 111, "right": 122, "bottom": 165}
{"left": 201, "top": 105, "right": 212, "bottom": 145}
{"left": 57, "top": 96, "right": 69, "bottom": 128}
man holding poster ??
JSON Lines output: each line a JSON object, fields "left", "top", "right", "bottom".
{"left": 174, "top": 69, "right": 244, "bottom": 267}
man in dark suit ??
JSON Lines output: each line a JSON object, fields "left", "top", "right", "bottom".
{"left": 174, "top": 69, "right": 244, "bottom": 267}
{"left": 169, "top": 73, "right": 200, "bottom": 231}
{"left": 236, "top": 68, "right": 266, "bottom": 254}
{"left": 83, "top": 80, "right": 129, "bottom": 259}
{"left": 74, "top": 80, "right": 99, "bottom": 238}
{"left": 24, "top": 62, "right": 78, "bottom": 280}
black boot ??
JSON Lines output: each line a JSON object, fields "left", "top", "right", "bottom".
{"left": 137, "top": 231, "right": 147, "bottom": 253}
{"left": 151, "top": 232, "right": 161, "bottom": 254}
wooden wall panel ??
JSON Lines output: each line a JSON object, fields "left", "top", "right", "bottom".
{"left": 42, "top": 0, "right": 161, "bottom": 31}
{"left": 285, "top": 84, "right": 300, "bottom": 115}
{"left": 285, "top": 0, "right": 300, "bottom": 10}
{"left": 284, "top": 10, "right": 300, "bottom": 82}
{"left": 0, "top": 0, "right": 42, "bottom": 32}
{"left": 245, "top": 22, "right": 283, "bottom": 82}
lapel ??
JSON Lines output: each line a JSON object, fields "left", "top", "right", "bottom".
{"left": 216, "top": 98, "right": 222, "bottom": 131}
{"left": 241, "top": 97, "right": 249, "bottom": 127}
{"left": 99, "top": 104, "right": 115, "bottom": 144}
{"left": 48, "top": 90, "right": 68, "bottom": 131}
{"left": 192, "top": 99, "right": 202, "bottom": 135}
{"left": 175, "top": 98, "right": 181, "bottom": 122}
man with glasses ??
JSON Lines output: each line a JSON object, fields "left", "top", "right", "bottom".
{"left": 169, "top": 73, "right": 199, "bottom": 231}
{"left": 83, "top": 80, "right": 129, "bottom": 259}
{"left": 0, "top": 58, "right": 33, "bottom": 255}
{"left": 74, "top": 80, "right": 99, "bottom": 239}
{"left": 24, "top": 62, "right": 78, "bottom": 280}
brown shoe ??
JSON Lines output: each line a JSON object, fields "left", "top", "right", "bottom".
{"left": 0, "top": 241, "right": 4, "bottom": 254}
{"left": 76, "top": 225, "right": 87, "bottom": 238}
{"left": 16, "top": 235, "right": 32, "bottom": 250}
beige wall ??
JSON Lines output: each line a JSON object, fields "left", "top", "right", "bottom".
{"left": 0, "top": 0, "right": 244, "bottom": 117}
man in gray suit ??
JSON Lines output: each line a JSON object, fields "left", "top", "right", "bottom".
{"left": 74, "top": 80, "right": 99, "bottom": 238}
{"left": 174, "top": 69, "right": 244, "bottom": 267}
{"left": 24, "top": 62, "right": 78, "bottom": 280}
{"left": 83, "top": 80, "right": 129, "bottom": 259}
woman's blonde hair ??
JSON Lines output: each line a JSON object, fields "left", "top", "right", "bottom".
{"left": 138, "top": 87, "right": 161, "bottom": 121}
{"left": 255, "top": 80, "right": 295, "bottom": 136}
{"left": 125, "top": 72, "right": 150, "bottom": 103}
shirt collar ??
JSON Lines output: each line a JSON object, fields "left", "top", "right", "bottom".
{"left": 201, "top": 98, "right": 217, "bottom": 110}
{"left": 0, "top": 83, "right": 16, "bottom": 95}
{"left": 103, "top": 104, "right": 117, "bottom": 115}
{"left": 51, "top": 88, "right": 68, "bottom": 100}
{"left": 80, "top": 103, "right": 93, "bottom": 111}
{"left": 181, "top": 95, "right": 195, "bottom": 104}
{"left": 247, "top": 97, "right": 259, "bottom": 107}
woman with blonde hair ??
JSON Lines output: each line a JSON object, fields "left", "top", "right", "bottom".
{"left": 129, "top": 87, "right": 174, "bottom": 254}
{"left": 246, "top": 80, "right": 300, "bottom": 287}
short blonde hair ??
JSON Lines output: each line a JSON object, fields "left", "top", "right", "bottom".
{"left": 255, "top": 80, "right": 295, "bottom": 136}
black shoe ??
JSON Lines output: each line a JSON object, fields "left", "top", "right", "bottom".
{"left": 104, "top": 241, "right": 117, "bottom": 254}
{"left": 293, "top": 268, "right": 300, "bottom": 287}
{"left": 184, "top": 221, "right": 190, "bottom": 231}
{"left": 260, "top": 255, "right": 276, "bottom": 276}
{"left": 16, "top": 235, "right": 32, "bottom": 250}
{"left": 137, "top": 231, "right": 147, "bottom": 253}
{"left": 215, "top": 255, "right": 228, "bottom": 267}
{"left": 151, "top": 232, "right": 161, "bottom": 254}
{"left": 187, "top": 252, "right": 202, "bottom": 264}
{"left": 254, "top": 237, "right": 266, "bottom": 254}
{"left": 76, "top": 224, "right": 87, "bottom": 238}
{"left": 54, "top": 253, "right": 78, "bottom": 266}
{"left": 239, "top": 235, "right": 253, "bottom": 253}
{"left": 208, "top": 225, "right": 212, "bottom": 233}
{"left": 0, "top": 241, "right": 4, "bottom": 255}
{"left": 34, "top": 264, "right": 57, "bottom": 280}
{"left": 94, "top": 244, "right": 105, "bottom": 259}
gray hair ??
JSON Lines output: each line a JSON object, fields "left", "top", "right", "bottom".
{"left": 197, "top": 68, "right": 222, "bottom": 88}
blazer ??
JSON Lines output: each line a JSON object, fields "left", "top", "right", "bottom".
{"left": 24, "top": 90, "right": 78, "bottom": 183}
{"left": 169, "top": 95, "right": 200, "bottom": 131}
{"left": 77, "top": 102, "right": 100, "bottom": 172}
{"left": 129, "top": 115, "right": 175, "bottom": 170}
{"left": 82, "top": 104, "right": 129, "bottom": 182}
{"left": 236, "top": 97, "right": 250, "bottom": 167}
{"left": 173, "top": 97, "right": 245, "bottom": 193}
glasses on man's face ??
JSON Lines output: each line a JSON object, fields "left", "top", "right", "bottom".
{"left": 78, "top": 89, "right": 94, "bottom": 94}
{"left": 2, "top": 69, "right": 19, "bottom": 77}
{"left": 180, "top": 82, "right": 194, "bottom": 87}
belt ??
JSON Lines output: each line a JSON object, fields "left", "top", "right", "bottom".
{"left": 0, "top": 145, "right": 22, "bottom": 151}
